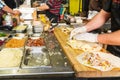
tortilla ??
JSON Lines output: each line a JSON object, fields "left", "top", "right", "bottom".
{"left": 76, "top": 51, "right": 120, "bottom": 71}
{"left": 67, "top": 40, "right": 102, "bottom": 52}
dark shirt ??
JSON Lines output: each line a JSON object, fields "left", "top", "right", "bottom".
{"left": 89, "top": 0, "right": 103, "bottom": 11}
{"left": 4, "top": 0, "right": 16, "bottom": 9}
{"left": 103, "top": 0, "right": 120, "bottom": 57}
{"left": 89, "top": 0, "right": 107, "bottom": 12}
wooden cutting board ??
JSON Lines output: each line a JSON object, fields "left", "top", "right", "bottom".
{"left": 54, "top": 27, "right": 120, "bottom": 78}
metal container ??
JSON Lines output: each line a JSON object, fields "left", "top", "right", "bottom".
{"left": 32, "top": 21, "right": 43, "bottom": 33}
{"left": 22, "top": 47, "right": 51, "bottom": 68}
{"left": 31, "top": 33, "right": 42, "bottom": 37}
{"left": 0, "top": 31, "right": 74, "bottom": 78}
{"left": 12, "top": 24, "right": 28, "bottom": 33}
{"left": 33, "top": 26, "right": 43, "bottom": 33}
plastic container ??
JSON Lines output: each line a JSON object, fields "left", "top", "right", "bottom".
{"left": 5, "top": 13, "right": 13, "bottom": 26}
{"left": 32, "top": 21, "right": 43, "bottom": 33}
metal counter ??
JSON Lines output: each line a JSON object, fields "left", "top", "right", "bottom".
{"left": 0, "top": 29, "right": 74, "bottom": 79}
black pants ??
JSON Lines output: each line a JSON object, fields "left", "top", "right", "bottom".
{"left": 46, "top": 11, "right": 59, "bottom": 23}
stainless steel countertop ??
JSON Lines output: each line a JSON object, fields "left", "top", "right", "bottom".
{"left": 0, "top": 29, "right": 74, "bottom": 78}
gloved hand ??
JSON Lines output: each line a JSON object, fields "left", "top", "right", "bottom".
{"left": 69, "top": 26, "right": 87, "bottom": 40}
{"left": 87, "top": 10, "right": 98, "bottom": 20}
{"left": 73, "top": 33, "right": 98, "bottom": 42}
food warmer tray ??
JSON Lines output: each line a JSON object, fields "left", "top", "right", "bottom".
{"left": 21, "top": 46, "right": 52, "bottom": 68}
{"left": 12, "top": 24, "right": 28, "bottom": 33}
{"left": 0, "top": 32, "right": 74, "bottom": 78}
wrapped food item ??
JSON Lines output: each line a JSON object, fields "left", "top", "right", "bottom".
{"left": 67, "top": 40, "right": 102, "bottom": 52}
{"left": 76, "top": 51, "right": 120, "bottom": 71}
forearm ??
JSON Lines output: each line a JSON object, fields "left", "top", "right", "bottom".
{"left": 37, "top": 4, "right": 49, "bottom": 11}
{"left": 2, "top": 6, "right": 14, "bottom": 14}
{"left": 85, "top": 9, "right": 110, "bottom": 32}
{"left": 98, "top": 30, "right": 120, "bottom": 45}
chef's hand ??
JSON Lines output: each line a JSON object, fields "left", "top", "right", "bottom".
{"left": 69, "top": 26, "right": 87, "bottom": 40}
{"left": 73, "top": 33, "right": 98, "bottom": 42}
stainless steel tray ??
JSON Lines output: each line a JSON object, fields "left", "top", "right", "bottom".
{"left": 21, "top": 46, "right": 51, "bottom": 68}
{"left": 26, "top": 36, "right": 45, "bottom": 47}
{"left": 12, "top": 24, "right": 28, "bottom": 33}
{"left": 0, "top": 31, "right": 74, "bottom": 77}
{"left": 4, "top": 37, "right": 27, "bottom": 48}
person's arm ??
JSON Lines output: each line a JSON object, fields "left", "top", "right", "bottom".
{"left": 37, "top": 0, "right": 54, "bottom": 11}
{"left": 0, "top": 0, "right": 20, "bottom": 15}
{"left": 98, "top": 30, "right": 120, "bottom": 45}
{"left": 70, "top": 9, "right": 111, "bottom": 39}
{"left": 0, "top": 0, "right": 13, "bottom": 14}
{"left": 85, "top": 9, "right": 111, "bottom": 32}
{"left": 2, "top": 5, "right": 14, "bottom": 14}
{"left": 37, "top": 4, "right": 49, "bottom": 11}
{"left": 2, "top": 5, "right": 20, "bottom": 15}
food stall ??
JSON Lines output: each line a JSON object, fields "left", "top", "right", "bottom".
{"left": 0, "top": 1, "right": 74, "bottom": 79}
{"left": 0, "top": 0, "right": 120, "bottom": 79}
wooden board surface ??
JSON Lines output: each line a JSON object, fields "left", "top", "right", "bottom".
{"left": 54, "top": 27, "right": 120, "bottom": 78}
